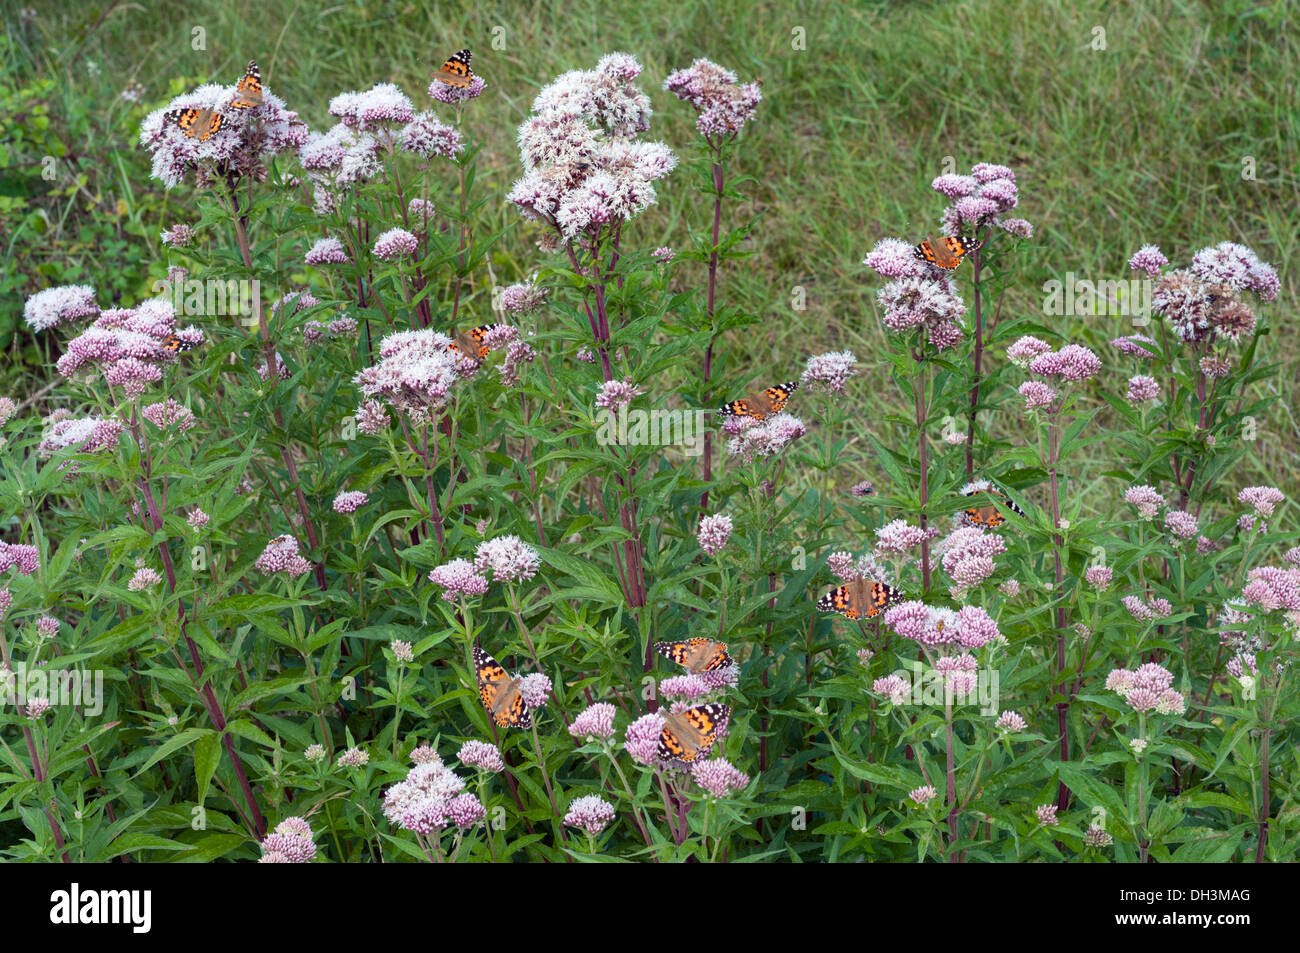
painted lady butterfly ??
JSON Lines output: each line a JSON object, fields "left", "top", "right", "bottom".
{"left": 657, "top": 703, "right": 730, "bottom": 763}
{"left": 913, "top": 235, "right": 983, "bottom": 270}
{"left": 165, "top": 61, "right": 262, "bottom": 140}
{"left": 961, "top": 485, "right": 1025, "bottom": 528}
{"left": 718, "top": 381, "right": 798, "bottom": 420}
{"left": 817, "top": 578, "right": 903, "bottom": 620}
{"left": 473, "top": 645, "right": 530, "bottom": 729}
{"left": 161, "top": 335, "right": 199, "bottom": 354}
{"left": 166, "top": 106, "right": 224, "bottom": 141}
{"left": 229, "top": 60, "right": 263, "bottom": 110}
{"left": 653, "top": 638, "right": 733, "bottom": 674}
{"left": 434, "top": 48, "right": 474, "bottom": 88}
{"left": 446, "top": 324, "right": 504, "bottom": 363}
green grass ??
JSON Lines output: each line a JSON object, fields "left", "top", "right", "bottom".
{"left": 3, "top": 0, "right": 1297, "bottom": 487}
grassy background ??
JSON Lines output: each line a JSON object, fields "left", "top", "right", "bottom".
{"left": 3, "top": 0, "right": 1297, "bottom": 488}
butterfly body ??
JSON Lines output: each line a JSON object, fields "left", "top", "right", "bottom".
{"left": 654, "top": 637, "right": 732, "bottom": 674}
{"left": 446, "top": 324, "right": 503, "bottom": 363}
{"left": 913, "top": 235, "right": 982, "bottom": 270}
{"left": 473, "top": 646, "right": 530, "bottom": 729}
{"left": 657, "top": 703, "right": 729, "bottom": 763}
{"left": 165, "top": 61, "right": 262, "bottom": 140}
{"left": 817, "top": 577, "right": 902, "bottom": 620}
{"left": 229, "top": 61, "right": 263, "bottom": 109}
{"left": 961, "top": 485, "right": 1024, "bottom": 528}
{"left": 719, "top": 381, "right": 798, "bottom": 420}
{"left": 166, "top": 107, "right": 223, "bottom": 141}
{"left": 161, "top": 335, "right": 199, "bottom": 354}
{"left": 435, "top": 49, "right": 474, "bottom": 88}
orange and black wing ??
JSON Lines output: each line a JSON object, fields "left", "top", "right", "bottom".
{"left": 473, "top": 645, "right": 529, "bottom": 728}
{"left": 817, "top": 578, "right": 901, "bottom": 620}
{"left": 435, "top": 48, "right": 473, "bottom": 88}
{"left": 230, "top": 60, "right": 263, "bottom": 109}
{"left": 657, "top": 703, "right": 730, "bottom": 763}
{"left": 653, "top": 638, "right": 732, "bottom": 674}
{"left": 719, "top": 380, "right": 799, "bottom": 420}
{"left": 166, "top": 107, "right": 222, "bottom": 141}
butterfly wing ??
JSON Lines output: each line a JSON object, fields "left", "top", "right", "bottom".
{"left": 230, "top": 60, "right": 263, "bottom": 109}
{"left": 161, "top": 335, "right": 198, "bottom": 354}
{"left": 167, "top": 107, "right": 217, "bottom": 140}
{"left": 473, "top": 646, "right": 530, "bottom": 728}
{"left": 435, "top": 48, "right": 473, "bottom": 88}
{"left": 719, "top": 380, "right": 799, "bottom": 420}
{"left": 961, "top": 485, "right": 1024, "bottom": 527}
{"left": 657, "top": 703, "right": 730, "bottom": 763}
{"left": 447, "top": 325, "right": 500, "bottom": 362}
{"left": 915, "top": 235, "right": 982, "bottom": 270}
{"left": 654, "top": 638, "right": 732, "bottom": 674}
{"left": 817, "top": 578, "right": 900, "bottom": 620}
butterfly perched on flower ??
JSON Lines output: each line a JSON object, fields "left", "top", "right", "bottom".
{"left": 228, "top": 60, "right": 263, "bottom": 110}
{"left": 718, "top": 381, "right": 798, "bottom": 420}
{"left": 165, "top": 60, "right": 262, "bottom": 140}
{"left": 445, "top": 324, "right": 504, "bottom": 364}
{"left": 434, "top": 48, "right": 474, "bottom": 88}
{"left": 165, "top": 106, "right": 224, "bottom": 141}
{"left": 161, "top": 335, "right": 199, "bottom": 354}
{"left": 654, "top": 638, "right": 733, "bottom": 675}
{"left": 913, "top": 235, "right": 983, "bottom": 270}
{"left": 960, "top": 484, "right": 1025, "bottom": 528}
{"left": 473, "top": 645, "right": 530, "bottom": 729}
{"left": 657, "top": 703, "right": 730, "bottom": 763}
{"left": 817, "top": 578, "right": 903, "bottom": 620}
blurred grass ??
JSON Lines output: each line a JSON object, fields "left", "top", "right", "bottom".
{"left": 3, "top": 0, "right": 1297, "bottom": 488}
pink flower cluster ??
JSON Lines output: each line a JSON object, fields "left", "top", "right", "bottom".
{"left": 563, "top": 795, "right": 616, "bottom": 836}
{"left": 354, "top": 329, "right": 465, "bottom": 422}
{"left": 37, "top": 416, "right": 124, "bottom": 456}
{"left": 427, "top": 558, "right": 489, "bottom": 601}
{"left": 937, "top": 527, "right": 1007, "bottom": 593}
{"left": 934, "top": 162, "right": 1030, "bottom": 238}
{"left": 56, "top": 297, "right": 203, "bottom": 399}
{"left": 1125, "top": 485, "right": 1167, "bottom": 520}
{"left": 259, "top": 817, "right": 317, "bottom": 863}
{"left": 800, "top": 350, "right": 857, "bottom": 394}
{"left": 1028, "top": 343, "right": 1102, "bottom": 382}
{"left": 874, "top": 519, "right": 935, "bottom": 556}
{"left": 140, "top": 72, "right": 307, "bottom": 189}
{"left": 305, "top": 236, "right": 349, "bottom": 265}
{"left": 332, "top": 490, "right": 369, "bottom": 514}
{"left": 254, "top": 535, "right": 313, "bottom": 577}
{"left": 1242, "top": 566, "right": 1300, "bottom": 613}
{"left": 0, "top": 543, "right": 40, "bottom": 577}
{"left": 382, "top": 758, "right": 484, "bottom": 834}
{"left": 1122, "top": 594, "right": 1173, "bottom": 621}
{"left": 457, "top": 739, "right": 504, "bottom": 773}
{"left": 690, "top": 757, "right": 749, "bottom": 798}
{"left": 883, "top": 601, "right": 1000, "bottom": 648}
{"left": 142, "top": 399, "right": 196, "bottom": 432}
{"left": 869, "top": 264, "right": 966, "bottom": 350}
{"left": 509, "top": 55, "right": 675, "bottom": 245}
{"left": 723, "top": 413, "right": 807, "bottom": 462}
{"left": 663, "top": 58, "right": 762, "bottom": 139}
{"left": 569, "top": 702, "right": 616, "bottom": 742}
{"left": 23, "top": 284, "right": 98, "bottom": 332}
{"left": 474, "top": 535, "right": 541, "bottom": 582}
{"left": 697, "top": 514, "right": 733, "bottom": 556}
{"left": 1105, "top": 663, "right": 1186, "bottom": 715}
